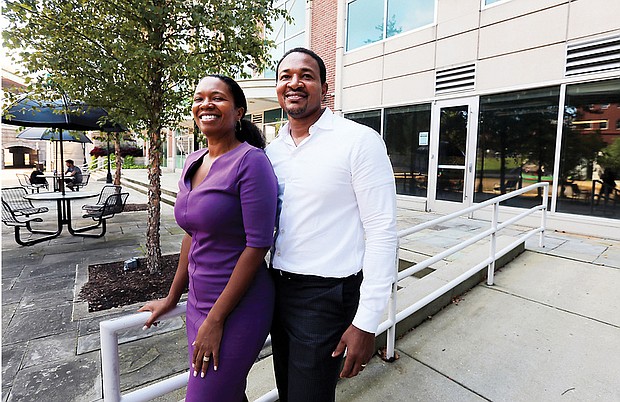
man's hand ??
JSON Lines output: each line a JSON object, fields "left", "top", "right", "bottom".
{"left": 331, "top": 324, "right": 375, "bottom": 378}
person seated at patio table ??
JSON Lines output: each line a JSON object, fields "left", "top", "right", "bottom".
{"left": 64, "top": 159, "right": 83, "bottom": 190}
{"left": 30, "top": 164, "right": 48, "bottom": 185}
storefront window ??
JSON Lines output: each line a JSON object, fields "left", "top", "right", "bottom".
{"left": 557, "top": 79, "right": 620, "bottom": 219}
{"left": 384, "top": 105, "right": 432, "bottom": 196}
{"left": 475, "top": 87, "right": 560, "bottom": 208}
{"left": 345, "top": 109, "right": 381, "bottom": 133}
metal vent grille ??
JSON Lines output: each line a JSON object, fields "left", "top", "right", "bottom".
{"left": 251, "top": 113, "right": 263, "bottom": 124}
{"left": 565, "top": 34, "right": 620, "bottom": 76}
{"left": 435, "top": 63, "right": 476, "bottom": 94}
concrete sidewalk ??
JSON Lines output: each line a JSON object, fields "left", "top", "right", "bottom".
{"left": 2, "top": 167, "right": 619, "bottom": 401}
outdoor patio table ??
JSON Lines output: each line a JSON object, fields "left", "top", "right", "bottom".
{"left": 42, "top": 172, "right": 66, "bottom": 192}
{"left": 23, "top": 191, "right": 98, "bottom": 238}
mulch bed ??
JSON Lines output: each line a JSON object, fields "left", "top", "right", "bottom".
{"left": 79, "top": 253, "right": 180, "bottom": 312}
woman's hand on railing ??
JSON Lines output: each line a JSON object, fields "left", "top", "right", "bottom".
{"left": 138, "top": 297, "right": 177, "bottom": 330}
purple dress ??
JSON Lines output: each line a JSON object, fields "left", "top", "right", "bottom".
{"left": 174, "top": 142, "right": 277, "bottom": 402}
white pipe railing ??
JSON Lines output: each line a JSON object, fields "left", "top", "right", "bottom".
{"left": 100, "top": 183, "right": 547, "bottom": 401}
{"left": 383, "top": 182, "right": 547, "bottom": 360}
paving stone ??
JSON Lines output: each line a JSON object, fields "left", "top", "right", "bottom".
{"left": 2, "top": 277, "right": 18, "bottom": 293}
{"left": 12, "top": 273, "right": 75, "bottom": 292}
{"left": 19, "top": 289, "right": 74, "bottom": 311}
{"left": 9, "top": 352, "right": 101, "bottom": 402}
{"left": 77, "top": 310, "right": 133, "bottom": 337}
{"left": 2, "top": 304, "right": 18, "bottom": 335}
{"left": 17, "top": 262, "right": 76, "bottom": 281}
{"left": 3, "top": 304, "right": 76, "bottom": 345}
{"left": 22, "top": 332, "right": 78, "bottom": 369}
{"left": 336, "top": 353, "right": 486, "bottom": 402}
{"left": 1, "top": 288, "right": 25, "bottom": 306}
{"left": 118, "top": 330, "right": 188, "bottom": 392}
{"left": 0, "top": 264, "right": 26, "bottom": 280}
{"left": 2, "top": 343, "right": 26, "bottom": 388}
{"left": 78, "top": 316, "right": 185, "bottom": 355}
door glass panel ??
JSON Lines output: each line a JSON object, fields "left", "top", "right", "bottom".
{"left": 436, "top": 106, "right": 467, "bottom": 202}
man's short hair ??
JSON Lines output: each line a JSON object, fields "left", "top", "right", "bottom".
{"left": 275, "top": 47, "right": 327, "bottom": 85}
{"left": 66, "top": 159, "right": 74, "bottom": 165}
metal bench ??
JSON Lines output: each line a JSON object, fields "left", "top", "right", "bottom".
{"left": 2, "top": 199, "right": 58, "bottom": 246}
{"left": 82, "top": 185, "right": 122, "bottom": 212}
{"left": 17, "top": 174, "right": 47, "bottom": 193}
{"left": 72, "top": 192, "right": 129, "bottom": 237}
{"left": 1, "top": 187, "right": 49, "bottom": 217}
{"left": 69, "top": 172, "right": 90, "bottom": 191}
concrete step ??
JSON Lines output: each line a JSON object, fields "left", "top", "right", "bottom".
{"left": 120, "top": 175, "right": 177, "bottom": 207}
{"left": 377, "top": 234, "right": 525, "bottom": 345}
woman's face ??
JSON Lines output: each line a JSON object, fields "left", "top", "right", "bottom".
{"left": 192, "top": 77, "right": 243, "bottom": 136}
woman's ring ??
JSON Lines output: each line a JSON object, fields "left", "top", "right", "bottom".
{"left": 361, "top": 364, "right": 367, "bottom": 368}
{"left": 203, "top": 356, "right": 210, "bottom": 362}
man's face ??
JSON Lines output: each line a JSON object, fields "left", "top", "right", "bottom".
{"left": 276, "top": 52, "right": 327, "bottom": 120}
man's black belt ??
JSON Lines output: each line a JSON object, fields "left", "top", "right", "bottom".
{"left": 271, "top": 268, "right": 361, "bottom": 284}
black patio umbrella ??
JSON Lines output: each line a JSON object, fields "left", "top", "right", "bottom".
{"left": 17, "top": 127, "right": 93, "bottom": 169}
{"left": 17, "top": 127, "right": 93, "bottom": 143}
{"left": 3, "top": 94, "right": 124, "bottom": 194}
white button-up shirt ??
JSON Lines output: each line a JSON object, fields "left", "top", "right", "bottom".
{"left": 265, "top": 108, "right": 398, "bottom": 333}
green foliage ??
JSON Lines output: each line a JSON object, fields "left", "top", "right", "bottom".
{"left": 3, "top": 0, "right": 286, "bottom": 271}
{"left": 3, "top": 0, "right": 286, "bottom": 132}
{"left": 598, "top": 138, "right": 620, "bottom": 171}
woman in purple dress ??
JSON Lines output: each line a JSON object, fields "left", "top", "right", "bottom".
{"left": 139, "top": 75, "right": 278, "bottom": 402}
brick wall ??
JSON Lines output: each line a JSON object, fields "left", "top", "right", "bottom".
{"left": 310, "top": 0, "right": 338, "bottom": 110}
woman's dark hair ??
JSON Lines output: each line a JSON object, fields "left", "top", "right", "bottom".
{"left": 207, "top": 74, "right": 266, "bottom": 149}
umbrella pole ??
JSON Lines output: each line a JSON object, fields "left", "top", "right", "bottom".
{"left": 106, "top": 132, "right": 113, "bottom": 183}
{"left": 59, "top": 129, "right": 66, "bottom": 196}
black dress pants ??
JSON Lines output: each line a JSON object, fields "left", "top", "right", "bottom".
{"left": 270, "top": 270, "right": 362, "bottom": 402}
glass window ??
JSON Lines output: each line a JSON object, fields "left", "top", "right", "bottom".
{"left": 484, "top": 0, "right": 505, "bottom": 5}
{"left": 384, "top": 105, "right": 432, "bottom": 196}
{"left": 286, "top": 0, "right": 305, "bottom": 38}
{"left": 346, "top": 0, "right": 435, "bottom": 51}
{"left": 346, "top": 0, "right": 384, "bottom": 51}
{"left": 557, "top": 79, "right": 620, "bottom": 219}
{"left": 387, "top": 0, "right": 434, "bottom": 38}
{"left": 264, "top": 108, "right": 285, "bottom": 124}
{"left": 475, "top": 87, "right": 560, "bottom": 208}
{"left": 265, "top": 0, "right": 306, "bottom": 77}
{"left": 345, "top": 109, "right": 381, "bottom": 133}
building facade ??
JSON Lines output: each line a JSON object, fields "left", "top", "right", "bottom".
{"left": 242, "top": 0, "right": 620, "bottom": 239}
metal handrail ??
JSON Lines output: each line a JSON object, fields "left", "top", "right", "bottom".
{"left": 100, "top": 182, "right": 548, "bottom": 402}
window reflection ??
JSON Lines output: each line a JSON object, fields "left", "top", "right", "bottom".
{"left": 387, "top": 0, "right": 434, "bottom": 38}
{"left": 345, "top": 109, "right": 381, "bottom": 133}
{"left": 558, "top": 79, "right": 620, "bottom": 219}
{"left": 384, "top": 105, "right": 432, "bottom": 196}
{"left": 346, "top": 0, "right": 383, "bottom": 50}
{"left": 475, "top": 87, "right": 560, "bottom": 208}
{"left": 265, "top": 0, "right": 306, "bottom": 77}
{"left": 346, "top": 0, "right": 435, "bottom": 51}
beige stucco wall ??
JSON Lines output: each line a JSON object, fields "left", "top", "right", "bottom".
{"left": 340, "top": 0, "right": 619, "bottom": 111}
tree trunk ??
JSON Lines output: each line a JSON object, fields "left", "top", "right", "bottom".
{"left": 114, "top": 132, "right": 122, "bottom": 185}
{"left": 146, "top": 130, "right": 163, "bottom": 274}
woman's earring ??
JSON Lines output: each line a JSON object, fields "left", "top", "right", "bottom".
{"left": 236, "top": 120, "right": 242, "bottom": 132}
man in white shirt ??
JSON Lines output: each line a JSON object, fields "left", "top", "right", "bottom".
{"left": 266, "top": 47, "right": 397, "bottom": 402}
